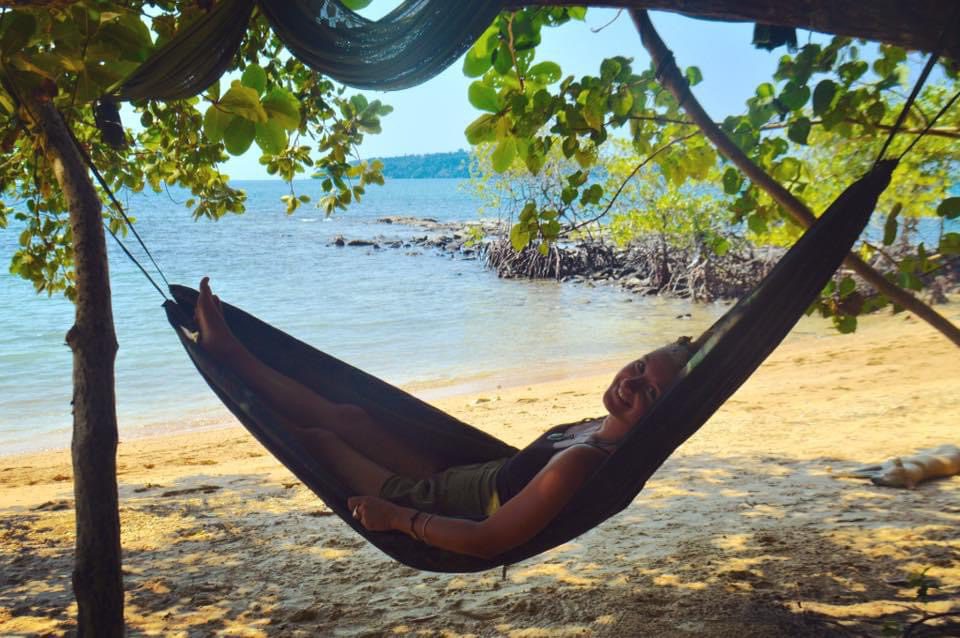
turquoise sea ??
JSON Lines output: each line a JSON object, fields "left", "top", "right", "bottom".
{"left": 3, "top": 178, "right": 953, "bottom": 455}
{"left": 0, "top": 179, "right": 727, "bottom": 455}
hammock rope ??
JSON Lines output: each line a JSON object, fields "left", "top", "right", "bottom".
{"left": 874, "top": 5, "right": 960, "bottom": 165}
{"left": 64, "top": 125, "right": 171, "bottom": 300}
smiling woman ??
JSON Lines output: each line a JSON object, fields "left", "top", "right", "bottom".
{"left": 194, "top": 275, "right": 701, "bottom": 559}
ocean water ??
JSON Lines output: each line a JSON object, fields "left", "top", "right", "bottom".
{"left": 1, "top": 178, "right": 727, "bottom": 455}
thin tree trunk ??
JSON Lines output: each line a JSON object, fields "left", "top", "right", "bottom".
{"left": 28, "top": 96, "right": 124, "bottom": 635}
{"left": 513, "top": 0, "right": 960, "bottom": 63}
{"left": 631, "top": 10, "right": 960, "bottom": 347}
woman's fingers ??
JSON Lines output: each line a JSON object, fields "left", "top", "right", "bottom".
{"left": 347, "top": 496, "right": 370, "bottom": 526}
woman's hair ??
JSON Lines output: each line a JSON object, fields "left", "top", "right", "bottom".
{"left": 657, "top": 335, "right": 704, "bottom": 369}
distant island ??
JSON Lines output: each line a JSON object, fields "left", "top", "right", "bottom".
{"left": 364, "top": 150, "right": 472, "bottom": 179}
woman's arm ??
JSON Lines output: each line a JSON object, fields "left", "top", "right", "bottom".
{"left": 348, "top": 445, "right": 605, "bottom": 559}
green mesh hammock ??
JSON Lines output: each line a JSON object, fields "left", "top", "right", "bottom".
{"left": 115, "top": 0, "right": 505, "bottom": 100}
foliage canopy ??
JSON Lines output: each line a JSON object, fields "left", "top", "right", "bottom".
{"left": 462, "top": 9, "right": 959, "bottom": 331}
{"left": 0, "top": 2, "right": 389, "bottom": 299}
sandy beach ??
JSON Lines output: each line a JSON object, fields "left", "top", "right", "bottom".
{"left": 1, "top": 307, "right": 958, "bottom": 637}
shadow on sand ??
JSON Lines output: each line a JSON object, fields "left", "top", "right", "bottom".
{"left": 1, "top": 450, "right": 958, "bottom": 637}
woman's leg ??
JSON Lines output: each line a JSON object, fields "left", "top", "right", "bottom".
{"left": 292, "top": 427, "right": 395, "bottom": 496}
{"left": 196, "top": 278, "right": 443, "bottom": 478}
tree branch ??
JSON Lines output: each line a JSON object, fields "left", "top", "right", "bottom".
{"left": 632, "top": 9, "right": 960, "bottom": 347}
{"left": 512, "top": 0, "right": 960, "bottom": 63}
{"left": 568, "top": 130, "right": 700, "bottom": 233}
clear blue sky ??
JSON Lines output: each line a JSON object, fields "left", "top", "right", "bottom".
{"left": 225, "top": 9, "right": 807, "bottom": 179}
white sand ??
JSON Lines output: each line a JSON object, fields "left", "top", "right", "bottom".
{"left": 1, "top": 308, "right": 958, "bottom": 637}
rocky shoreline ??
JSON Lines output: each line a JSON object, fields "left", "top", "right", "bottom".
{"left": 329, "top": 215, "right": 781, "bottom": 302}
{"left": 329, "top": 215, "right": 959, "bottom": 304}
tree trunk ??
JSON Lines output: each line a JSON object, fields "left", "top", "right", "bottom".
{"left": 632, "top": 10, "right": 960, "bottom": 347}
{"left": 513, "top": 0, "right": 960, "bottom": 63}
{"left": 28, "top": 97, "right": 124, "bottom": 635}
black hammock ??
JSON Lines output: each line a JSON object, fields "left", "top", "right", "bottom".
{"left": 162, "top": 160, "right": 896, "bottom": 573}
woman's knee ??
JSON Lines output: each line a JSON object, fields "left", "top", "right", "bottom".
{"left": 297, "top": 427, "right": 341, "bottom": 451}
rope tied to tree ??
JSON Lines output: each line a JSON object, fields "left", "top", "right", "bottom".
{"left": 874, "top": 5, "right": 960, "bottom": 165}
{"left": 66, "top": 124, "right": 171, "bottom": 301}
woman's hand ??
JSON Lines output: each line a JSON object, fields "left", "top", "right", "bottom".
{"left": 347, "top": 495, "right": 408, "bottom": 534}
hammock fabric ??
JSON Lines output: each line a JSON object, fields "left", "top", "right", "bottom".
{"left": 164, "top": 160, "right": 896, "bottom": 573}
{"left": 116, "top": 0, "right": 504, "bottom": 100}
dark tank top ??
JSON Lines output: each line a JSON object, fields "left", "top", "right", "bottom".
{"left": 495, "top": 420, "right": 614, "bottom": 504}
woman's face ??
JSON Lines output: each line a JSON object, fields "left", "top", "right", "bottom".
{"left": 602, "top": 349, "right": 684, "bottom": 426}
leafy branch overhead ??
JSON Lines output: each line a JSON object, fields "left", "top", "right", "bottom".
{"left": 462, "top": 8, "right": 959, "bottom": 333}
{"left": 0, "top": 2, "right": 391, "bottom": 297}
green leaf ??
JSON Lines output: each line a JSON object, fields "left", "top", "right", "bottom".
{"left": 262, "top": 88, "right": 301, "bottom": 130}
{"left": 838, "top": 60, "right": 868, "bottom": 84}
{"left": 527, "top": 61, "right": 562, "bottom": 85}
{"left": 97, "top": 14, "right": 152, "bottom": 62}
{"left": 203, "top": 105, "right": 231, "bottom": 143}
{"left": 835, "top": 315, "right": 857, "bottom": 334}
{"left": 883, "top": 202, "right": 902, "bottom": 245}
{"left": 0, "top": 12, "right": 37, "bottom": 53}
{"left": 463, "top": 25, "right": 498, "bottom": 77}
{"left": 574, "top": 144, "right": 597, "bottom": 168}
{"left": 219, "top": 81, "right": 267, "bottom": 123}
{"left": 464, "top": 114, "right": 497, "bottom": 144}
{"left": 241, "top": 65, "right": 267, "bottom": 95}
{"left": 865, "top": 101, "right": 885, "bottom": 124}
{"left": 600, "top": 58, "right": 621, "bottom": 82}
{"left": 468, "top": 81, "right": 501, "bottom": 113}
{"left": 755, "top": 83, "right": 775, "bottom": 99}
{"left": 255, "top": 119, "right": 287, "bottom": 155}
{"left": 538, "top": 242, "right": 550, "bottom": 256}
{"left": 787, "top": 117, "right": 811, "bottom": 145}
{"left": 341, "top": 0, "right": 373, "bottom": 9}
{"left": 493, "top": 43, "right": 513, "bottom": 74}
{"left": 463, "top": 47, "right": 492, "bottom": 77}
{"left": 779, "top": 81, "right": 810, "bottom": 111}
{"left": 772, "top": 156, "right": 801, "bottom": 182}
{"left": 936, "top": 197, "right": 960, "bottom": 219}
{"left": 222, "top": 116, "right": 256, "bottom": 155}
{"left": 747, "top": 213, "right": 767, "bottom": 234}
{"left": 610, "top": 86, "right": 633, "bottom": 117}
{"left": 510, "top": 223, "right": 531, "bottom": 251}
{"left": 491, "top": 137, "right": 517, "bottom": 173}
{"left": 685, "top": 66, "right": 703, "bottom": 86}
{"left": 579, "top": 183, "right": 603, "bottom": 205}
{"left": 812, "top": 79, "right": 837, "bottom": 116}
{"left": 939, "top": 232, "right": 960, "bottom": 256}
{"left": 722, "top": 167, "right": 742, "bottom": 194}
{"left": 519, "top": 201, "right": 537, "bottom": 223}
{"left": 838, "top": 276, "right": 856, "bottom": 298}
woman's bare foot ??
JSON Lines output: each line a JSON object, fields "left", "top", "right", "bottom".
{"left": 195, "top": 277, "right": 242, "bottom": 361}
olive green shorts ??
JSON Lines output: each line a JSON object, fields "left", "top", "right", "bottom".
{"left": 379, "top": 459, "right": 506, "bottom": 518}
